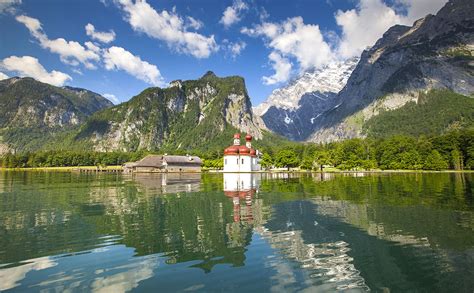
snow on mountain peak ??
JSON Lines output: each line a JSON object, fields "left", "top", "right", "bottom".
{"left": 253, "top": 57, "right": 359, "bottom": 116}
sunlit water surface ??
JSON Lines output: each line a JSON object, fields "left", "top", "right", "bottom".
{"left": 0, "top": 172, "right": 473, "bottom": 292}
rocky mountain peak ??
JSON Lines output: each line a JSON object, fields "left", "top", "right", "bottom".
{"left": 253, "top": 57, "right": 359, "bottom": 140}
{"left": 201, "top": 71, "right": 217, "bottom": 79}
{"left": 254, "top": 57, "right": 359, "bottom": 116}
{"left": 169, "top": 80, "right": 183, "bottom": 89}
{"left": 71, "top": 73, "right": 262, "bottom": 152}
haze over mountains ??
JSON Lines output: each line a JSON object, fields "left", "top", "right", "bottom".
{"left": 0, "top": 0, "right": 472, "bottom": 154}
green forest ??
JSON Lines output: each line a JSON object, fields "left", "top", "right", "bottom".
{"left": 1, "top": 129, "right": 473, "bottom": 171}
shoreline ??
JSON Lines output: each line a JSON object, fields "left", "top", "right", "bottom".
{"left": 0, "top": 167, "right": 473, "bottom": 173}
{"left": 0, "top": 166, "right": 123, "bottom": 172}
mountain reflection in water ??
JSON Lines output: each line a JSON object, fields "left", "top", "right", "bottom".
{"left": 0, "top": 171, "right": 473, "bottom": 292}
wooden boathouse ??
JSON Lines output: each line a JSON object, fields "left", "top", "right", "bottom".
{"left": 123, "top": 155, "right": 202, "bottom": 173}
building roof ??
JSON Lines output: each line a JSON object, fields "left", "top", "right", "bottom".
{"left": 123, "top": 162, "right": 138, "bottom": 168}
{"left": 224, "top": 133, "right": 257, "bottom": 157}
{"left": 134, "top": 155, "right": 164, "bottom": 167}
{"left": 164, "top": 155, "right": 202, "bottom": 165}
{"left": 126, "top": 154, "right": 202, "bottom": 168}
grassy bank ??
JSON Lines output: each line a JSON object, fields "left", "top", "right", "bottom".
{"left": 0, "top": 166, "right": 122, "bottom": 172}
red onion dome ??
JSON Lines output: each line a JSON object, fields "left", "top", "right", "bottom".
{"left": 250, "top": 149, "right": 256, "bottom": 156}
{"left": 224, "top": 145, "right": 239, "bottom": 155}
{"left": 233, "top": 133, "right": 241, "bottom": 139}
{"left": 239, "top": 146, "right": 250, "bottom": 155}
{"left": 245, "top": 134, "right": 252, "bottom": 141}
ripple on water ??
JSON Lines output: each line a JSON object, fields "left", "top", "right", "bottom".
{"left": 255, "top": 226, "right": 370, "bottom": 292}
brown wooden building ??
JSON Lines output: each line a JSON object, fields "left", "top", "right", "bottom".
{"left": 123, "top": 155, "right": 202, "bottom": 173}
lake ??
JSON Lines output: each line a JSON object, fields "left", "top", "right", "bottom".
{"left": 0, "top": 172, "right": 473, "bottom": 292}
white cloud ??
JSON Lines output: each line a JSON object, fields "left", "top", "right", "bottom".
{"left": 16, "top": 15, "right": 101, "bottom": 69}
{"left": 84, "top": 41, "right": 101, "bottom": 54}
{"left": 262, "top": 52, "right": 292, "bottom": 85}
{"left": 335, "top": 0, "right": 447, "bottom": 58}
{"left": 0, "top": 72, "right": 8, "bottom": 80}
{"left": 223, "top": 40, "right": 246, "bottom": 59}
{"left": 185, "top": 16, "right": 203, "bottom": 30}
{"left": 242, "top": 17, "right": 334, "bottom": 84}
{"left": 0, "top": 0, "right": 21, "bottom": 14}
{"left": 229, "top": 41, "right": 246, "bottom": 58}
{"left": 15, "top": 14, "right": 42, "bottom": 36}
{"left": 71, "top": 68, "right": 83, "bottom": 75}
{"left": 103, "top": 93, "right": 120, "bottom": 104}
{"left": 335, "top": 0, "right": 402, "bottom": 58}
{"left": 398, "top": 0, "right": 447, "bottom": 22}
{"left": 220, "top": 0, "right": 248, "bottom": 28}
{"left": 103, "top": 46, "right": 165, "bottom": 86}
{"left": 0, "top": 56, "right": 72, "bottom": 86}
{"left": 114, "top": 0, "right": 217, "bottom": 59}
{"left": 85, "top": 23, "right": 116, "bottom": 44}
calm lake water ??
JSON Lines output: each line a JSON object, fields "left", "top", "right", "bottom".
{"left": 0, "top": 172, "right": 473, "bottom": 292}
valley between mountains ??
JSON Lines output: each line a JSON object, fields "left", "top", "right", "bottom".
{"left": 0, "top": 0, "right": 472, "bottom": 154}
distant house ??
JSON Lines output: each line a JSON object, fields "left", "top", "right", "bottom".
{"left": 162, "top": 155, "right": 202, "bottom": 172}
{"left": 123, "top": 155, "right": 202, "bottom": 173}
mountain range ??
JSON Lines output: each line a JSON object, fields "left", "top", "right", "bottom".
{"left": 256, "top": 0, "right": 473, "bottom": 142}
{"left": 0, "top": 72, "right": 281, "bottom": 154}
{"left": 0, "top": 0, "right": 472, "bottom": 154}
{"left": 253, "top": 57, "right": 359, "bottom": 140}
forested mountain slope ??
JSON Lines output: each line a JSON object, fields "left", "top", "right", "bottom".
{"left": 0, "top": 77, "right": 113, "bottom": 153}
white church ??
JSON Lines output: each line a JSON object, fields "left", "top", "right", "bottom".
{"left": 223, "top": 133, "right": 261, "bottom": 172}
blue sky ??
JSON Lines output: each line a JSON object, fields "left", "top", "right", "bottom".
{"left": 0, "top": 0, "right": 447, "bottom": 105}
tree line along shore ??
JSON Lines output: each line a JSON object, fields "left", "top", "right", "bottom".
{"left": 0, "top": 129, "right": 473, "bottom": 171}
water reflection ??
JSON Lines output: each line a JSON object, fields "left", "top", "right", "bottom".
{"left": 128, "top": 173, "right": 201, "bottom": 195}
{"left": 0, "top": 172, "right": 473, "bottom": 292}
{"left": 223, "top": 173, "right": 368, "bottom": 291}
{"left": 0, "top": 257, "right": 57, "bottom": 291}
{"left": 223, "top": 173, "right": 259, "bottom": 223}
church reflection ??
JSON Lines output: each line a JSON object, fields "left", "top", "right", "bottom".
{"left": 223, "top": 173, "right": 260, "bottom": 223}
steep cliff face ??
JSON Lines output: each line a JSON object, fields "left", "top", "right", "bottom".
{"left": 73, "top": 72, "right": 263, "bottom": 152}
{"left": 254, "top": 58, "right": 359, "bottom": 140}
{"left": 308, "top": 0, "right": 474, "bottom": 142}
{"left": 0, "top": 77, "right": 113, "bottom": 152}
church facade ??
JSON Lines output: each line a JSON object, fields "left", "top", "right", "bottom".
{"left": 223, "top": 133, "right": 261, "bottom": 172}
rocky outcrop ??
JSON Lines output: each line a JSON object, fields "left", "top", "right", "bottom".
{"left": 308, "top": 0, "right": 474, "bottom": 142}
{"left": 308, "top": 91, "right": 421, "bottom": 142}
